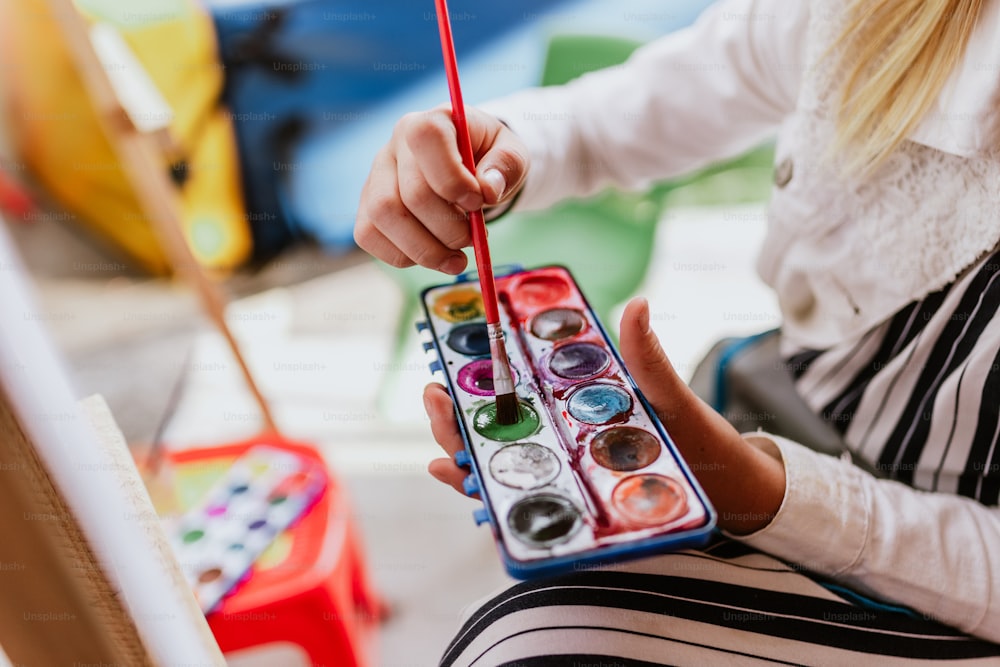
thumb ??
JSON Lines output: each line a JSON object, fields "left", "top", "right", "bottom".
{"left": 619, "top": 297, "right": 726, "bottom": 447}
{"left": 619, "top": 297, "right": 692, "bottom": 422}
{"left": 467, "top": 109, "right": 529, "bottom": 207}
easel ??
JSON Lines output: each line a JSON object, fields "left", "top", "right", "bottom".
{"left": 0, "top": 389, "right": 225, "bottom": 665}
{"left": 0, "top": 0, "right": 288, "bottom": 662}
{"left": 46, "top": 0, "right": 281, "bottom": 439}
{"left": 0, "top": 389, "right": 158, "bottom": 665}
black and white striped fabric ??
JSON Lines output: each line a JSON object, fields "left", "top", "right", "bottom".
{"left": 439, "top": 540, "right": 1000, "bottom": 666}
{"left": 785, "top": 247, "right": 1000, "bottom": 503}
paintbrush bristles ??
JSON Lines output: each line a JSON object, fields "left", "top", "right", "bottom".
{"left": 494, "top": 391, "right": 520, "bottom": 426}
{"left": 488, "top": 323, "right": 520, "bottom": 425}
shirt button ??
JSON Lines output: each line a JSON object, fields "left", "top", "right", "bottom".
{"left": 774, "top": 157, "right": 793, "bottom": 188}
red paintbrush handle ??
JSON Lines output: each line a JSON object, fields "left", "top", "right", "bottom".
{"left": 434, "top": 0, "right": 502, "bottom": 325}
{"left": 468, "top": 210, "right": 501, "bottom": 323}
{"left": 434, "top": 0, "right": 473, "bottom": 172}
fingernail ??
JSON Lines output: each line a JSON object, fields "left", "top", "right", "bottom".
{"left": 637, "top": 298, "right": 650, "bottom": 333}
{"left": 482, "top": 168, "right": 506, "bottom": 200}
{"left": 439, "top": 253, "right": 467, "bottom": 275}
{"left": 457, "top": 193, "right": 482, "bottom": 212}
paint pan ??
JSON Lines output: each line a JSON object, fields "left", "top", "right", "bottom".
{"left": 433, "top": 286, "right": 484, "bottom": 323}
{"left": 549, "top": 342, "right": 611, "bottom": 380}
{"left": 612, "top": 474, "right": 688, "bottom": 527}
{"left": 507, "top": 494, "right": 582, "bottom": 547}
{"left": 566, "top": 383, "right": 632, "bottom": 425}
{"left": 447, "top": 322, "right": 490, "bottom": 356}
{"left": 530, "top": 307, "right": 586, "bottom": 341}
{"left": 489, "top": 443, "right": 561, "bottom": 490}
{"left": 590, "top": 427, "right": 661, "bottom": 472}
{"left": 458, "top": 358, "right": 517, "bottom": 396}
{"left": 513, "top": 274, "right": 571, "bottom": 308}
{"left": 473, "top": 401, "right": 540, "bottom": 442}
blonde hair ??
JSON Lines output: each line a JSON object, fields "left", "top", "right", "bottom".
{"left": 833, "top": 0, "right": 984, "bottom": 174}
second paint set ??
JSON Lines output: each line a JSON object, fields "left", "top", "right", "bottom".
{"left": 418, "top": 266, "right": 716, "bottom": 578}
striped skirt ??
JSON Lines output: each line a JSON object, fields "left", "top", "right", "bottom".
{"left": 439, "top": 540, "right": 1000, "bottom": 666}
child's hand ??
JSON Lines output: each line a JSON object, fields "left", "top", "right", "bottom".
{"left": 423, "top": 382, "right": 474, "bottom": 496}
{"left": 355, "top": 105, "right": 529, "bottom": 275}
{"left": 422, "top": 297, "right": 787, "bottom": 534}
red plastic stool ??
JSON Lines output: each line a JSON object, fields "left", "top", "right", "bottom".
{"left": 165, "top": 436, "right": 381, "bottom": 667}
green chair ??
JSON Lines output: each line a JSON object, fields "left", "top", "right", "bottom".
{"left": 376, "top": 34, "right": 774, "bottom": 413}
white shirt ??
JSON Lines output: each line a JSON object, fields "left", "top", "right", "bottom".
{"left": 483, "top": 0, "right": 1000, "bottom": 642}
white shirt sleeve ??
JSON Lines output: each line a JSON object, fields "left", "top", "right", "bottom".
{"left": 736, "top": 434, "right": 1000, "bottom": 642}
{"left": 480, "top": 0, "right": 810, "bottom": 212}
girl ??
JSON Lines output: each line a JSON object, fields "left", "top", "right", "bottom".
{"left": 355, "top": 0, "right": 1000, "bottom": 662}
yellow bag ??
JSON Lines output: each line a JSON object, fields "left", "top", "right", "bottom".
{"left": 0, "top": 0, "right": 252, "bottom": 274}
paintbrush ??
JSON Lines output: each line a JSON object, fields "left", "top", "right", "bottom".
{"left": 433, "top": 0, "right": 519, "bottom": 425}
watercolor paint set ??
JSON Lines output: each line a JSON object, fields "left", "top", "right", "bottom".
{"left": 417, "top": 266, "right": 716, "bottom": 578}
{"left": 169, "top": 445, "right": 328, "bottom": 612}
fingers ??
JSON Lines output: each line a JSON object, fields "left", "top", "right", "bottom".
{"left": 356, "top": 148, "right": 469, "bottom": 274}
{"left": 423, "top": 383, "right": 478, "bottom": 497}
{"left": 354, "top": 106, "right": 529, "bottom": 274}
{"left": 428, "top": 457, "right": 469, "bottom": 496}
{"left": 423, "top": 383, "right": 464, "bottom": 456}
{"left": 396, "top": 148, "right": 472, "bottom": 252}
{"left": 471, "top": 115, "right": 529, "bottom": 206}
{"left": 406, "top": 107, "right": 529, "bottom": 210}
{"left": 404, "top": 109, "right": 484, "bottom": 211}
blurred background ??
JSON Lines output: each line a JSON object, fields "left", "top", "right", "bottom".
{"left": 0, "top": 0, "right": 781, "bottom": 664}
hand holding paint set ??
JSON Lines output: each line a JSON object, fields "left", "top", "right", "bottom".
{"left": 417, "top": 267, "right": 717, "bottom": 578}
